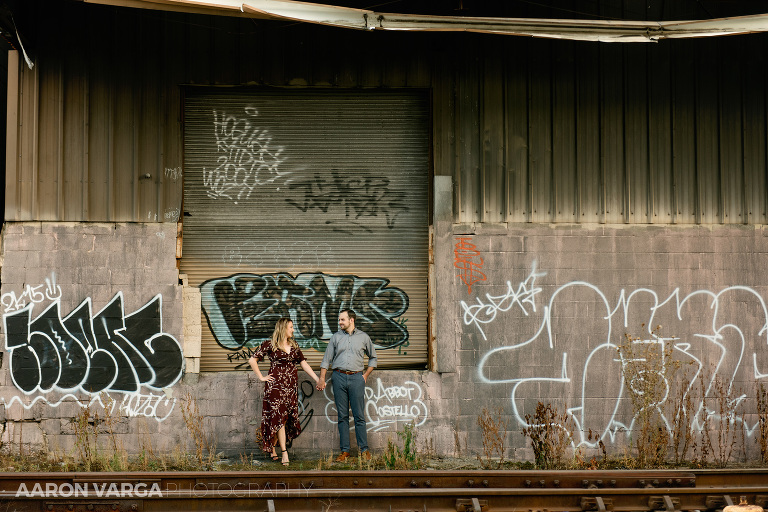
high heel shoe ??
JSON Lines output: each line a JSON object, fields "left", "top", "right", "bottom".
{"left": 281, "top": 452, "right": 289, "bottom": 466}
{"left": 270, "top": 448, "right": 279, "bottom": 461}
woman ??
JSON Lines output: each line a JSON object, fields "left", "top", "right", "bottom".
{"left": 249, "top": 317, "right": 319, "bottom": 466}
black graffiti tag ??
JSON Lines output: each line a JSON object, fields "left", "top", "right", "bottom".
{"left": 200, "top": 273, "right": 409, "bottom": 351}
{"left": 286, "top": 171, "right": 409, "bottom": 230}
{"left": 3, "top": 293, "right": 184, "bottom": 394}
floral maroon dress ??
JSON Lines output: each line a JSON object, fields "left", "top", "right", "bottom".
{"left": 253, "top": 339, "right": 306, "bottom": 453}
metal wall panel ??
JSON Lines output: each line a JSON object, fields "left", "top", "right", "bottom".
{"left": 9, "top": 1, "right": 768, "bottom": 228}
{"left": 181, "top": 89, "right": 430, "bottom": 371}
{"left": 5, "top": 4, "right": 184, "bottom": 222}
{"left": 7, "top": 2, "right": 434, "bottom": 223}
{"left": 444, "top": 35, "right": 768, "bottom": 226}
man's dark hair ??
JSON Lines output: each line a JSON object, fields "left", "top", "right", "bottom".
{"left": 342, "top": 309, "right": 356, "bottom": 321}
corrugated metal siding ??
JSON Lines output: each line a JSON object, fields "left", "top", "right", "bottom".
{"left": 5, "top": 3, "right": 184, "bottom": 223}
{"left": 436, "top": 36, "right": 768, "bottom": 225}
{"left": 180, "top": 89, "right": 430, "bottom": 371}
{"left": 8, "top": 1, "right": 768, "bottom": 226}
{"left": 6, "top": 2, "right": 431, "bottom": 222}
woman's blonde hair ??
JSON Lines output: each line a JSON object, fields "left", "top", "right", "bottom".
{"left": 270, "top": 317, "right": 298, "bottom": 351}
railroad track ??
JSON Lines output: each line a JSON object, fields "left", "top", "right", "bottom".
{"left": 0, "top": 469, "right": 766, "bottom": 512}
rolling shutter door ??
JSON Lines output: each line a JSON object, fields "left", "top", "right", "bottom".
{"left": 181, "top": 89, "right": 429, "bottom": 371}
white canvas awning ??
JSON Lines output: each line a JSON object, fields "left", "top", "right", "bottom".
{"left": 86, "top": 0, "right": 768, "bottom": 42}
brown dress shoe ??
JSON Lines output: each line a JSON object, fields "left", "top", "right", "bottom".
{"left": 335, "top": 452, "right": 350, "bottom": 462}
{"left": 361, "top": 450, "right": 372, "bottom": 461}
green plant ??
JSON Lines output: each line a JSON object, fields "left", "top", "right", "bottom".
{"left": 383, "top": 422, "right": 420, "bottom": 469}
{"left": 521, "top": 402, "right": 573, "bottom": 469}
{"left": 477, "top": 407, "right": 508, "bottom": 469}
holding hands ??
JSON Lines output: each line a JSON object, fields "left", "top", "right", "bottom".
{"left": 316, "top": 368, "right": 328, "bottom": 391}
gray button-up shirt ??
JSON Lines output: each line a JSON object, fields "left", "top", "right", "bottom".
{"left": 320, "top": 328, "right": 377, "bottom": 372}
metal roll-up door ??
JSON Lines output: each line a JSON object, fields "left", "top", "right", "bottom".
{"left": 182, "top": 89, "right": 429, "bottom": 372}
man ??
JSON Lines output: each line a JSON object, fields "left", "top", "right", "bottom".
{"left": 317, "top": 309, "right": 377, "bottom": 461}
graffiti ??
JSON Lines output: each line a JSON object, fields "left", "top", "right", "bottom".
{"left": 298, "top": 379, "right": 315, "bottom": 433}
{"left": 365, "top": 379, "right": 428, "bottom": 431}
{"left": 164, "top": 208, "right": 180, "bottom": 221}
{"left": 385, "top": 317, "right": 409, "bottom": 355}
{"left": 113, "top": 391, "right": 176, "bottom": 421}
{"left": 454, "top": 237, "right": 487, "bottom": 294}
{"left": 1, "top": 274, "right": 62, "bottom": 313}
{"left": 164, "top": 167, "right": 182, "bottom": 181}
{"left": 201, "top": 272, "right": 409, "bottom": 352}
{"left": 204, "top": 107, "right": 288, "bottom": 201}
{"left": 461, "top": 262, "right": 546, "bottom": 339}
{"left": 321, "top": 378, "right": 428, "bottom": 432}
{"left": 3, "top": 292, "right": 184, "bottom": 395}
{"left": 220, "top": 241, "right": 338, "bottom": 272}
{"left": 471, "top": 263, "right": 768, "bottom": 448}
{"left": 0, "top": 390, "right": 176, "bottom": 423}
{"left": 286, "top": 171, "right": 409, "bottom": 232}
{"left": 227, "top": 346, "right": 258, "bottom": 370}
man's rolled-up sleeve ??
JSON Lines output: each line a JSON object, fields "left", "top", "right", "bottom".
{"left": 366, "top": 335, "right": 378, "bottom": 368}
{"left": 321, "top": 335, "right": 336, "bottom": 369}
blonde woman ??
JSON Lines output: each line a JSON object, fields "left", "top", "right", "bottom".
{"left": 249, "top": 317, "right": 319, "bottom": 466}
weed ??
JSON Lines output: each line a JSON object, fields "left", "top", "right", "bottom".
{"left": 708, "top": 372, "right": 742, "bottom": 468}
{"left": 383, "top": 422, "right": 421, "bottom": 469}
{"left": 668, "top": 367, "right": 696, "bottom": 464}
{"left": 453, "top": 423, "right": 462, "bottom": 457}
{"left": 757, "top": 383, "right": 768, "bottom": 463}
{"left": 691, "top": 369, "right": 712, "bottom": 468}
{"left": 521, "top": 402, "right": 573, "bottom": 469}
{"left": 477, "top": 407, "right": 508, "bottom": 469}
{"left": 180, "top": 392, "right": 216, "bottom": 469}
{"left": 617, "top": 325, "right": 685, "bottom": 467}
{"left": 421, "top": 436, "right": 436, "bottom": 460}
{"left": 100, "top": 395, "right": 128, "bottom": 471}
{"left": 72, "top": 400, "right": 99, "bottom": 471}
{"left": 355, "top": 449, "right": 374, "bottom": 471}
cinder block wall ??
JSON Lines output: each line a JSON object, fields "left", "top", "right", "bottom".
{"left": 438, "top": 223, "right": 768, "bottom": 461}
{"left": 2, "top": 221, "right": 767, "bottom": 462}
{"left": 0, "top": 223, "right": 457, "bottom": 459}
{"left": 0, "top": 222, "right": 186, "bottom": 454}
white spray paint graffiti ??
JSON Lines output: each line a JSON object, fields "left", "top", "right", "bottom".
{"left": 465, "top": 264, "right": 768, "bottom": 448}
{"left": 1, "top": 390, "right": 176, "bottom": 423}
{"left": 204, "top": 106, "right": 289, "bottom": 202}
{"left": 1, "top": 274, "right": 62, "bottom": 313}
{"left": 322, "top": 378, "right": 428, "bottom": 432}
{"left": 164, "top": 167, "right": 182, "bottom": 181}
{"left": 460, "top": 262, "right": 545, "bottom": 339}
{"left": 221, "top": 241, "right": 338, "bottom": 272}
{"left": 164, "top": 207, "right": 180, "bottom": 221}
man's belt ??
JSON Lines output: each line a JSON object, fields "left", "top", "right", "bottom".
{"left": 334, "top": 369, "right": 360, "bottom": 375}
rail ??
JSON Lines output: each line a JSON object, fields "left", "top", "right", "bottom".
{"left": 0, "top": 469, "right": 766, "bottom": 512}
